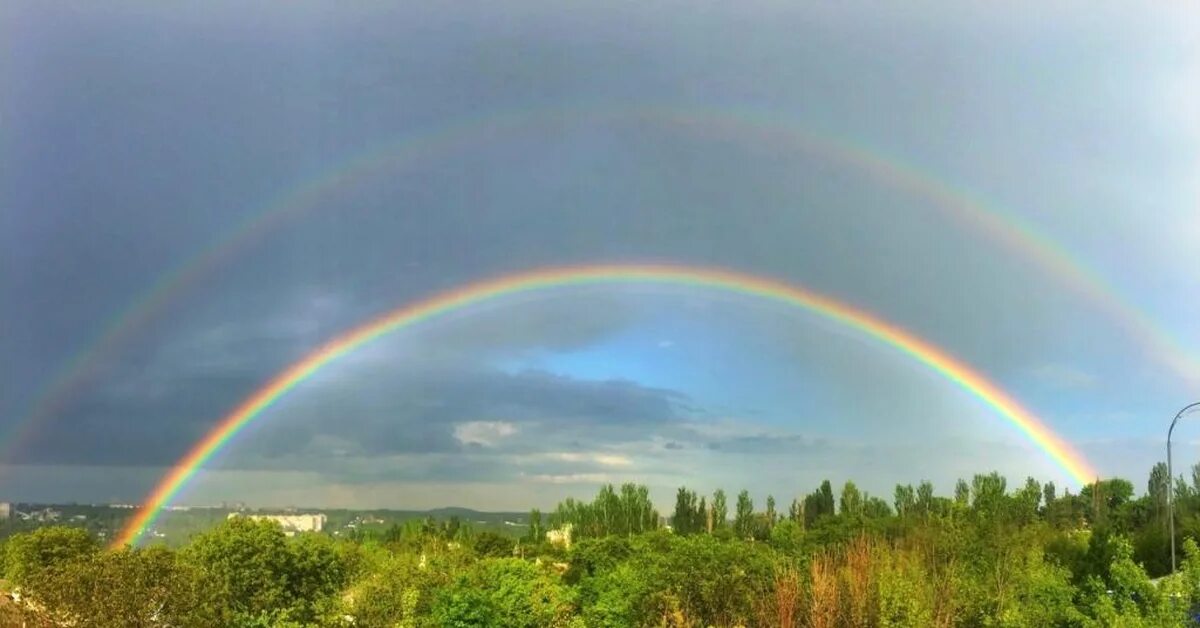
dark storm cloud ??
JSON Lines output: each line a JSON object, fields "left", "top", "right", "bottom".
{"left": 12, "top": 371, "right": 264, "bottom": 466}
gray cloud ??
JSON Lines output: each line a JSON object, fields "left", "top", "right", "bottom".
{"left": 232, "top": 366, "right": 690, "bottom": 469}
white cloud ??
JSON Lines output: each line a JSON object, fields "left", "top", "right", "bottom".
{"left": 1027, "top": 363, "right": 1097, "bottom": 389}
{"left": 522, "top": 473, "right": 615, "bottom": 485}
{"left": 453, "top": 421, "right": 518, "bottom": 448}
{"left": 541, "top": 452, "right": 633, "bottom": 467}
{"left": 594, "top": 453, "right": 634, "bottom": 467}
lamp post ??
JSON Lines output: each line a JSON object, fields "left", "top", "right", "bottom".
{"left": 1168, "top": 401, "right": 1200, "bottom": 573}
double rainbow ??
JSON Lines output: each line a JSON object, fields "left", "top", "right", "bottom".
{"left": 115, "top": 264, "right": 1097, "bottom": 547}
{"left": 14, "top": 106, "right": 1195, "bottom": 472}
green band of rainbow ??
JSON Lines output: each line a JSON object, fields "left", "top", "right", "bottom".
{"left": 114, "top": 263, "right": 1097, "bottom": 547}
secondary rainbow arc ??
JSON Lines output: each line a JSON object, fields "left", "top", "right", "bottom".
{"left": 114, "top": 264, "right": 1097, "bottom": 548}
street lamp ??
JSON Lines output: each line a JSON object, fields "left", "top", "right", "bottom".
{"left": 1167, "top": 401, "right": 1200, "bottom": 573}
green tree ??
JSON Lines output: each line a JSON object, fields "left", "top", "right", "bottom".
{"left": 21, "top": 546, "right": 227, "bottom": 627}
{"left": 768, "top": 519, "right": 805, "bottom": 553}
{"left": 894, "top": 484, "right": 915, "bottom": 518}
{"left": 551, "top": 484, "right": 658, "bottom": 539}
{"left": 181, "top": 517, "right": 300, "bottom": 624}
{"left": 787, "top": 497, "right": 802, "bottom": 524}
{"left": 4, "top": 526, "right": 98, "bottom": 585}
{"left": 431, "top": 558, "right": 576, "bottom": 628}
{"left": 578, "top": 560, "right": 655, "bottom": 627}
{"left": 344, "top": 546, "right": 470, "bottom": 627}
{"left": 734, "top": 490, "right": 754, "bottom": 540}
{"left": 970, "top": 472, "right": 1007, "bottom": 515}
{"left": 582, "top": 533, "right": 774, "bottom": 627}
{"left": 819, "top": 480, "right": 835, "bottom": 515}
{"left": 470, "top": 533, "right": 513, "bottom": 557}
{"left": 803, "top": 481, "right": 836, "bottom": 527}
{"left": 672, "top": 487, "right": 698, "bottom": 535}
{"left": 712, "top": 489, "right": 728, "bottom": 531}
{"left": 955, "top": 478, "right": 971, "bottom": 506}
{"left": 528, "top": 509, "right": 543, "bottom": 543}
{"left": 1149, "top": 462, "right": 1170, "bottom": 524}
{"left": 864, "top": 497, "right": 892, "bottom": 519}
{"left": 1013, "top": 476, "right": 1042, "bottom": 523}
{"left": 915, "top": 481, "right": 934, "bottom": 517}
{"left": 840, "top": 481, "right": 863, "bottom": 518}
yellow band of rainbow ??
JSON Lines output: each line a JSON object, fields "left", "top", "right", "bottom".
{"left": 115, "top": 264, "right": 1097, "bottom": 547}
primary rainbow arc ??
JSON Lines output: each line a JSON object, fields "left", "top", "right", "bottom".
{"left": 115, "top": 264, "right": 1097, "bottom": 548}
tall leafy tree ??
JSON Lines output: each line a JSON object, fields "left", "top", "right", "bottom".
{"left": 673, "top": 487, "right": 699, "bottom": 535}
{"left": 971, "top": 472, "right": 1008, "bottom": 518}
{"left": 955, "top": 479, "right": 971, "bottom": 506}
{"left": 840, "top": 482, "right": 863, "bottom": 518}
{"left": 1149, "top": 462, "right": 1170, "bottom": 524}
{"left": 1014, "top": 477, "right": 1042, "bottom": 523}
{"left": 551, "top": 484, "right": 659, "bottom": 539}
{"left": 788, "top": 498, "right": 803, "bottom": 524}
{"left": 916, "top": 481, "right": 934, "bottom": 517}
{"left": 528, "top": 508, "right": 543, "bottom": 543}
{"left": 819, "top": 480, "right": 835, "bottom": 515}
{"left": 734, "top": 490, "right": 755, "bottom": 539}
{"left": 181, "top": 517, "right": 300, "bottom": 622}
{"left": 894, "top": 484, "right": 915, "bottom": 518}
{"left": 863, "top": 496, "right": 892, "bottom": 518}
{"left": 712, "top": 489, "right": 729, "bottom": 531}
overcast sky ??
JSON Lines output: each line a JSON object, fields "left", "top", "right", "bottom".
{"left": 2, "top": 1, "right": 1198, "bottom": 511}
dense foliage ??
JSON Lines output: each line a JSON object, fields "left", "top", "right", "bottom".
{"left": 7, "top": 465, "right": 1200, "bottom": 626}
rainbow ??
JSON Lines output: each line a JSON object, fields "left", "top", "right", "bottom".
{"left": 14, "top": 105, "right": 1196, "bottom": 470}
{"left": 114, "top": 264, "right": 1098, "bottom": 547}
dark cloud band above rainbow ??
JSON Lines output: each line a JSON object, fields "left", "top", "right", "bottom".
{"left": 12, "top": 105, "right": 1193, "bottom": 474}
{"left": 114, "top": 264, "right": 1097, "bottom": 548}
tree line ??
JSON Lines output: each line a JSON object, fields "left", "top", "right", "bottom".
{"left": 6, "top": 462, "right": 1200, "bottom": 626}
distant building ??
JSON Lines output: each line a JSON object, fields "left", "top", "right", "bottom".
{"left": 546, "top": 523, "right": 573, "bottom": 549}
{"left": 228, "top": 512, "right": 327, "bottom": 536}
{"left": 17, "top": 508, "right": 60, "bottom": 523}
{"left": 0, "top": 502, "right": 10, "bottom": 520}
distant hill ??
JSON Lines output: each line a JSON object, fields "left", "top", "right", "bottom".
{"left": 421, "top": 507, "right": 527, "bottom": 521}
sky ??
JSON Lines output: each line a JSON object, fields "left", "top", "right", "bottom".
{"left": 1, "top": 1, "right": 1198, "bottom": 512}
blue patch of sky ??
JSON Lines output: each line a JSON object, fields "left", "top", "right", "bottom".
{"left": 493, "top": 308, "right": 829, "bottom": 430}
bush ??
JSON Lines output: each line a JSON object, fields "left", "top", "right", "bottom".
{"left": 22, "top": 547, "right": 227, "bottom": 627}
{"left": 431, "top": 558, "right": 577, "bottom": 628}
